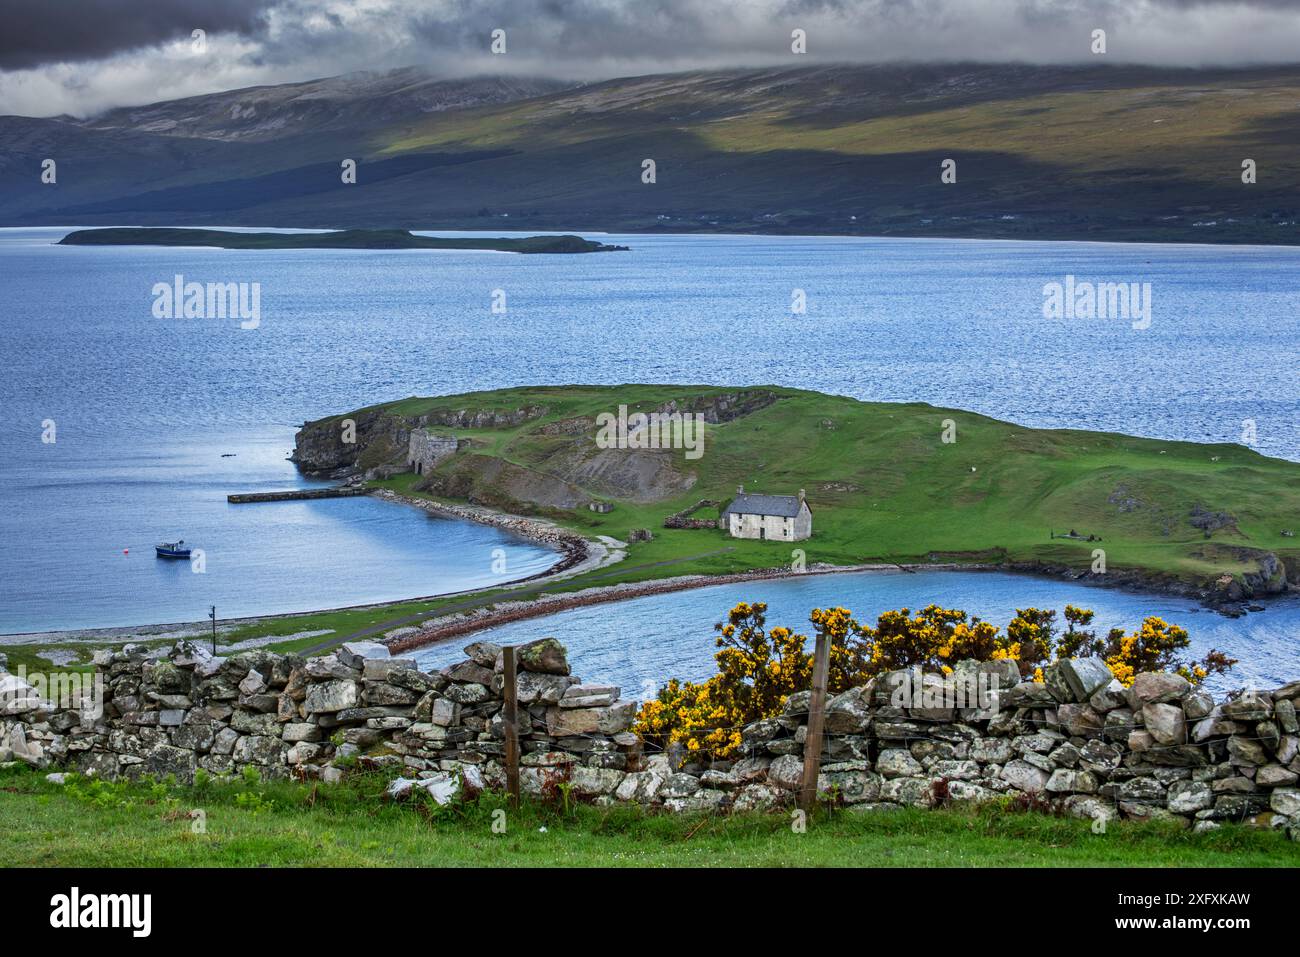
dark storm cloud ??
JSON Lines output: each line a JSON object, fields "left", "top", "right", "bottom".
{"left": 3, "top": 0, "right": 1300, "bottom": 117}
{"left": 0, "top": 0, "right": 272, "bottom": 69}
{"left": 6, "top": 0, "right": 1299, "bottom": 71}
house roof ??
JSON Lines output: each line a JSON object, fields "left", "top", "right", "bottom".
{"left": 722, "top": 493, "right": 805, "bottom": 519}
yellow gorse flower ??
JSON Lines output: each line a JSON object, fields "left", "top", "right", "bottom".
{"left": 633, "top": 600, "right": 1228, "bottom": 762}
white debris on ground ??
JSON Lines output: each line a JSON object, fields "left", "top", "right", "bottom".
{"left": 382, "top": 626, "right": 422, "bottom": 641}
{"left": 37, "top": 649, "right": 82, "bottom": 667}
{"left": 220, "top": 630, "right": 334, "bottom": 653}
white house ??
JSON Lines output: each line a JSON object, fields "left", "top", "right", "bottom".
{"left": 721, "top": 486, "right": 812, "bottom": 542}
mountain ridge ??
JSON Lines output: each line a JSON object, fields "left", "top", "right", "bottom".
{"left": 5, "top": 62, "right": 1300, "bottom": 242}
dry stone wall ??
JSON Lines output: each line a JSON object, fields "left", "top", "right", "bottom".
{"left": 1, "top": 642, "right": 1298, "bottom": 836}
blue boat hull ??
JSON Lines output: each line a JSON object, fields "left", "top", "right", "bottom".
{"left": 155, "top": 546, "right": 191, "bottom": 559}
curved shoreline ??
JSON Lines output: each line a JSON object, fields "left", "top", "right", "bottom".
{"left": 386, "top": 561, "right": 978, "bottom": 655}
{"left": 368, "top": 488, "right": 617, "bottom": 584}
{"left": 0, "top": 488, "right": 619, "bottom": 646}
{"left": 0, "top": 494, "right": 598, "bottom": 642}
{"left": 385, "top": 560, "right": 1287, "bottom": 657}
{"left": 4, "top": 488, "right": 1285, "bottom": 649}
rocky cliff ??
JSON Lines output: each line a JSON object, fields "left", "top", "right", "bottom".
{"left": 290, "top": 388, "right": 779, "bottom": 506}
{"left": 290, "top": 408, "right": 412, "bottom": 477}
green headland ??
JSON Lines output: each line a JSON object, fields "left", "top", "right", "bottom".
{"left": 299, "top": 384, "right": 1299, "bottom": 602}
{"left": 10, "top": 383, "right": 1295, "bottom": 670}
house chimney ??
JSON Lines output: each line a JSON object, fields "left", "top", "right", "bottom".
{"left": 737, "top": 484, "right": 744, "bottom": 495}
{"left": 798, "top": 488, "right": 806, "bottom": 503}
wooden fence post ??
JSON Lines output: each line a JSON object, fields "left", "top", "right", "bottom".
{"left": 502, "top": 645, "right": 520, "bottom": 808}
{"left": 798, "top": 630, "right": 831, "bottom": 812}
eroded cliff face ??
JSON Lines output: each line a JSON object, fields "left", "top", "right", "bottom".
{"left": 417, "top": 453, "right": 593, "bottom": 512}
{"left": 291, "top": 390, "right": 778, "bottom": 493}
{"left": 292, "top": 403, "right": 553, "bottom": 477}
{"left": 414, "top": 405, "right": 547, "bottom": 429}
{"left": 291, "top": 409, "right": 412, "bottom": 477}
{"left": 655, "top": 389, "right": 778, "bottom": 423}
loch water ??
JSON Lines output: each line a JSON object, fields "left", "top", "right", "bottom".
{"left": 2, "top": 227, "right": 1296, "bottom": 651}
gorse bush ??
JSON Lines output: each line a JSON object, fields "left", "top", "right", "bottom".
{"left": 633, "top": 600, "right": 1235, "bottom": 760}
{"left": 635, "top": 602, "right": 822, "bottom": 759}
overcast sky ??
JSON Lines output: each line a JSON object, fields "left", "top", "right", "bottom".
{"left": 2, "top": 0, "right": 1298, "bottom": 117}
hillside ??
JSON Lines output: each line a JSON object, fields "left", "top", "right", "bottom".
{"left": 76, "top": 70, "right": 574, "bottom": 142}
{"left": 293, "top": 385, "right": 1300, "bottom": 601}
{"left": 5, "top": 63, "right": 1300, "bottom": 242}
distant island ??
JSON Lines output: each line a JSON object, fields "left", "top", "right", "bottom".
{"left": 57, "top": 227, "right": 629, "bottom": 254}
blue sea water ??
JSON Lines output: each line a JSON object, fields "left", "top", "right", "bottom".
{"left": 1, "top": 227, "right": 1297, "bottom": 655}
{"left": 410, "top": 570, "right": 1300, "bottom": 696}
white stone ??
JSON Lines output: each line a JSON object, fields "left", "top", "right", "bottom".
{"left": 304, "top": 679, "right": 360, "bottom": 714}
{"left": 999, "top": 760, "right": 1049, "bottom": 792}
{"left": 338, "top": 642, "right": 390, "bottom": 669}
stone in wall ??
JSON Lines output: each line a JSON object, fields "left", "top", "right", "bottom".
{"left": 1, "top": 640, "right": 1298, "bottom": 840}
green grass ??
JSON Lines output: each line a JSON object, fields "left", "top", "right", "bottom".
{"left": 0, "top": 646, "right": 96, "bottom": 676}
{"left": 362, "top": 385, "right": 1300, "bottom": 583}
{"left": 1, "top": 764, "right": 1294, "bottom": 867}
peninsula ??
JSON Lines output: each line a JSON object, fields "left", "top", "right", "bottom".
{"left": 5, "top": 387, "right": 1298, "bottom": 675}
{"left": 57, "top": 227, "right": 628, "bottom": 254}
{"left": 294, "top": 384, "right": 1300, "bottom": 606}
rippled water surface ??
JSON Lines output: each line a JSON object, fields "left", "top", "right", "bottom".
{"left": 2, "top": 226, "right": 1296, "bottom": 634}
{"left": 411, "top": 570, "right": 1300, "bottom": 696}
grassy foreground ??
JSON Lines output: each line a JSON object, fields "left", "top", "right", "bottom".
{"left": 1, "top": 765, "right": 1295, "bottom": 868}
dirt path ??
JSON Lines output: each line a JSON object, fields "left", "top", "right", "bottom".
{"left": 304, "top": 546, "right": 740, "bottom": 655}
{"left": 383, "top": 559, "right": 983, "bottom": 656}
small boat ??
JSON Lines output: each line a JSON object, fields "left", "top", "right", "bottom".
{"left": 155, "top": 540, "right": 192, "bottom": 559}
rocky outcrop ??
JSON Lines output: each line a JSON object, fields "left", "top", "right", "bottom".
{"left": 1009, "top": 545, "right": 1293, "bottom": 610}
{"left": 4, "top": 641, "right": 1298, "bottom": 837}
{"left": 653, "top": 389, "right": 778, "bottom": 424}
{"left": 292, "top": 403, "right": 547, "bottom": 479}
{"left": 416, "top": 406, "right": 547, "bottom": 430}
{"left": 291, "top": 409, "right": 412, "bottom": 477}
{"left": 1208, "top": 549, "right": 1290, "bottom": 601}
